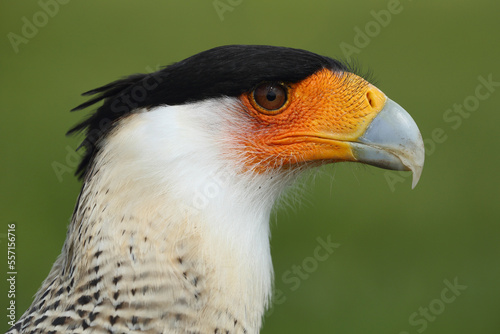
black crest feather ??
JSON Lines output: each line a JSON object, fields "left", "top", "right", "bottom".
{"left": 68, "top": 45, "right": 351, "bottom": 179}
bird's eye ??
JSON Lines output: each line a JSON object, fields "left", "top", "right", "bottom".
{"left": 251, "top": 83, "right": 289, "bottom": 114}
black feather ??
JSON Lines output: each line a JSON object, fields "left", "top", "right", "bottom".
{"left": 68, "top": 45, "right": 355, "bottom": 179}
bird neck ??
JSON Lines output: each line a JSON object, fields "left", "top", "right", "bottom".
{"left": 56, "top": 106, "right": 293, "bottom": 332}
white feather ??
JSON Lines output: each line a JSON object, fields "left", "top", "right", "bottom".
{"left": 80, "top": 97, "right": 301, "bottom": 331}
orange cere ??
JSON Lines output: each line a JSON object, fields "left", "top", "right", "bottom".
{"left": 237, "top": 68, "right": 387, "bottom": 170}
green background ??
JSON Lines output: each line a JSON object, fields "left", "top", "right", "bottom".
{"left": 1, "top": 0, "right": 499, "bottom": 333}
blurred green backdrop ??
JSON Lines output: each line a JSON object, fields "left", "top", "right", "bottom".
{"left": 1, "top": 0, "right": 499, "bottom": 333}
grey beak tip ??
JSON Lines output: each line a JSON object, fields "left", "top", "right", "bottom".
{"left": 353, "top": 98, "right": 425, "bottom": 189}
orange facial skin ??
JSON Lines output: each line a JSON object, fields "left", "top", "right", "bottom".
{"left": 237, "top": 68, "right": 387, "bottom": 171}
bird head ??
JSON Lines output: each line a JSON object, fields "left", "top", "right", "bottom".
{"left": 70, "top": 45, "right": 424, "bottom": 198}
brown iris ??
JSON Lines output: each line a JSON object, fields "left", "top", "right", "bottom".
{"left": 251, "top": 82, "right": 289, "bottom": 114}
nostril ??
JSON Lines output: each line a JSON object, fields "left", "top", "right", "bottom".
{"left": 366, "top": 90, "right": 376, "bottom": 108}
{"left": 365, "top": 86, "right": 386, "bottom": 111}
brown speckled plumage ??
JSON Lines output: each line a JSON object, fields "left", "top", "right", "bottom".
{"left": 8, "top": 161, "right": 253, "bottom": 334}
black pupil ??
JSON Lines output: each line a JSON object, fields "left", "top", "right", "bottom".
{"left": 266, "top": 88, "right": 277, "bottom": 101}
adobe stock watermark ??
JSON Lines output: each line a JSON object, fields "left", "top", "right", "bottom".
{"left": 399, "top": 277, "right": 467, "bottom": 334}
{"left": 52, "top": 64, "right": 163, "bottom": 182}
{"left": 176, "top": 168, "right": 236, "bottom": 221}
{"left": 385, "top": 73, "right": 500, "bottom": 191}
{"left": 213, "top": 0, "right": 244, "bottom": 21}
{"left": 267, "top": 235, "right": 340, "bottom": 316}
{"left": 6, "top": 223, "right": 17, "bottom": 327}
{"left": 340, "top": 0, "right": 412, "bottom": 62}
{"left": 7, "top": 0, "right": 71, "bottom": 54}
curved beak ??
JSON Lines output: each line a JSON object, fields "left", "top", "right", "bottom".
{"left": 350, "top": 98, "right": 425, "bottom": 188}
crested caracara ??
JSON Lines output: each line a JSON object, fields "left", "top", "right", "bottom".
{"left": 7, "top": 45, "right": 424, "bottom": 334}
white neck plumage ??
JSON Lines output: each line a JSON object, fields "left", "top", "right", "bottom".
{"left": 61, "top": 98, "right": 298, "bottom": 333}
